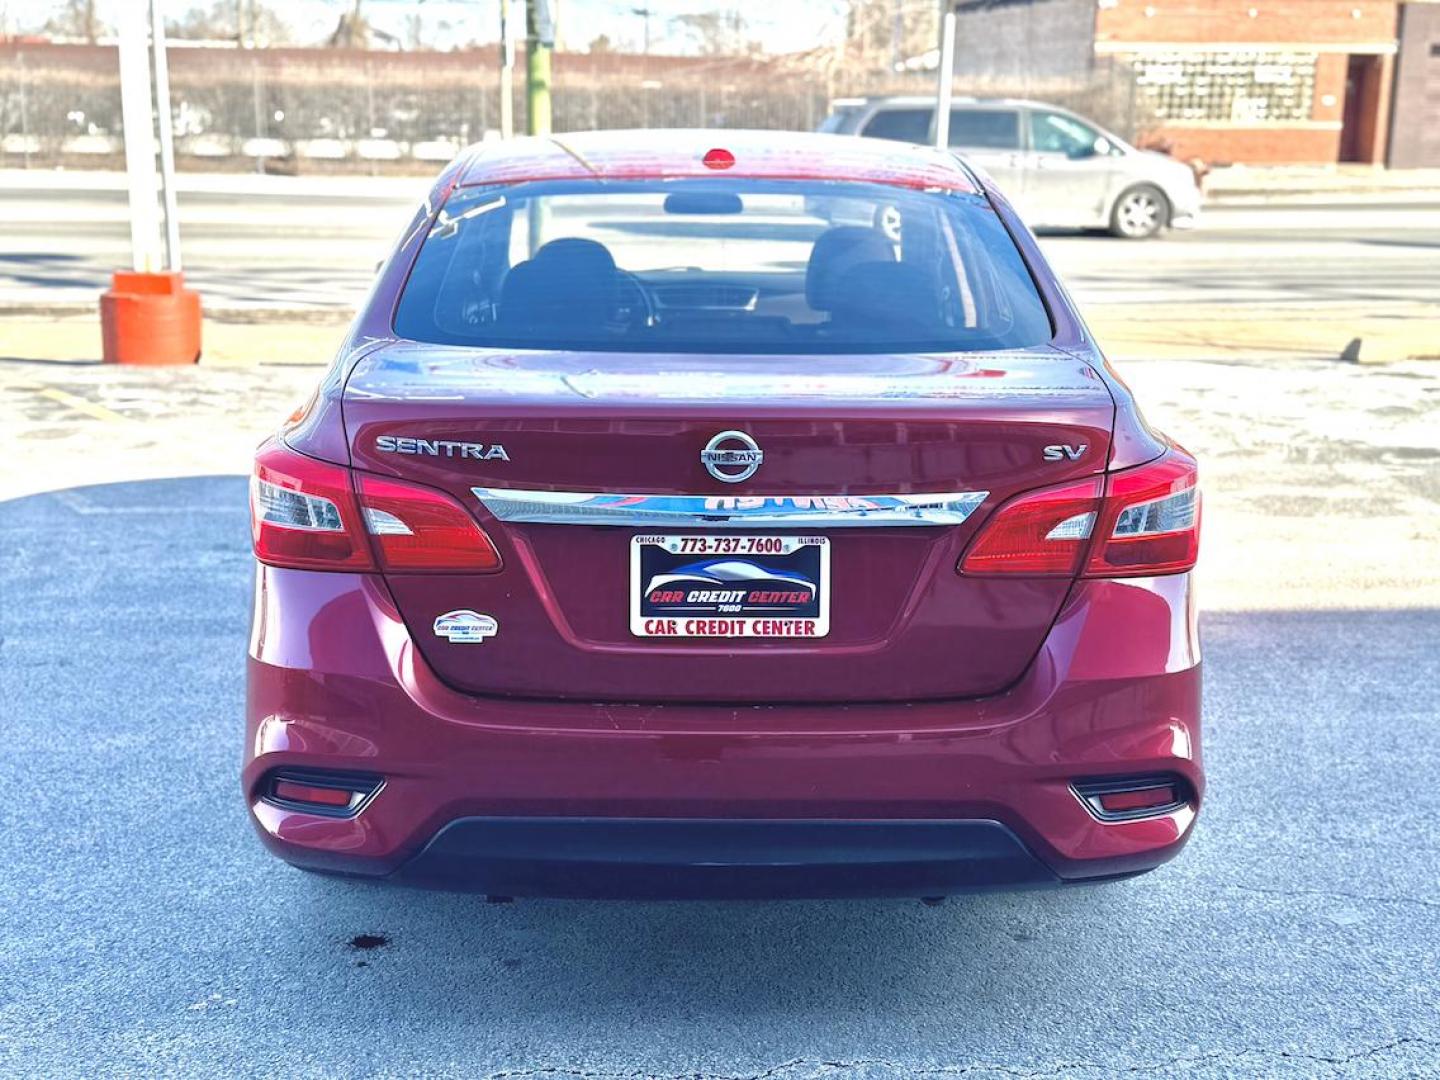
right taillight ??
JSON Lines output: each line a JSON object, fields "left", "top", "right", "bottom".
{"left": 960, "top": 444, "right": 1199, "bottom": 579}
{"left": 1084, "top": 445, "right": 1199, "bottom": 577}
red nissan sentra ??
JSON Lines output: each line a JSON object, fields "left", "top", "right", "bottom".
{"left": 245, "top": 130, "right": 1202, "bottom": 899}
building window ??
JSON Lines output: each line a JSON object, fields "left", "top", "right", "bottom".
{"left": 1131, "top": 51, "right": 1317, "bottom": 123}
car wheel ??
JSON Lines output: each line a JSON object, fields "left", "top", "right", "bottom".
{"left": 1109, "top": 184, "right": 1169, "bottom": 239}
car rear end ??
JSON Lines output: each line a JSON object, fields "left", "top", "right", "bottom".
{"left": 243, "top": 132, "right": 1203, "bottom": 899}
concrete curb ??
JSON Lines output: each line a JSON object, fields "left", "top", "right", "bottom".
{"left": 0, "top": 301, "right": 353, "bottom": 326}
{"left": 1088, "top": 312, "right": 1440, "bottom": 365}
{"left": 4, "top": 302, "right": 1435, "bottom": 366}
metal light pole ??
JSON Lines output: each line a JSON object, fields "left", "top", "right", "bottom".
{"left": 934, "top": 2, "right": 956, "bottom": 149}
{"left": 117, "top": 0, "right": 160, "bottom": 272}
{"left": 151, "top": 0, "right": 181, "bottom": 271}
{"left": 105, "top": 0, "right": 201, "bottom": 365}
{"left": 499, "top": 0, "right": 515, "bottom": 138}
{"left": 632, "top": 5, "right": 653, "bottom": 54}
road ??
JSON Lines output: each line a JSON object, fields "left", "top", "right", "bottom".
{"left": 1, "top": 350, "right": 1438, "bottom": 1077}
{"left": 2, "top": 172, "right": 1439, "bottom": 311}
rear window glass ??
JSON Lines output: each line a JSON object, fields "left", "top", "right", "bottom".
{"left": 393, "top": 178, "right": 1052, "bottom": 355}
{"left": 948, "top": 109, "right": 1021, "bottom": 150}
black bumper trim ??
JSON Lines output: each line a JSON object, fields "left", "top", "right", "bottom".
{"left": 389, "top": 817, "right": 1061, "bottom": 899}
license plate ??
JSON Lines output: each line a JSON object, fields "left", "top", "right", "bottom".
{"left": 630, "top": 534, "right": 830, "bottom": 639}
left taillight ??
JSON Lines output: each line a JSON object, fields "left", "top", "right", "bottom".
{"left": 251, "top": 439, "right": 374, "bottom": 571}
{"left": 356, "top": 473, "right": 502, "bottom": 572}
{"left": 250, "top": 439, "right": 502, "bottom": 573}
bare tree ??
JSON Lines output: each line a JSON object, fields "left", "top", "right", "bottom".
{"left": 327, "top": 0, "right": 370, "bottom": 48}
{"left": 168, "top": 0, "right": 292, "bottom": 46}
{"left": 44, "top": 0, "right": 102, "bottom": 43}
{"left": 671, "top": 10, "right": 762, "bottom": 57}
{"left": 845, "top": 0, "right": 937, "bottom": 72}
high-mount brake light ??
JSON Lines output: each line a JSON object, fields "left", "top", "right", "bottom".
{"left": 959, "top": 445, "right": 1199, "bottom": 579}
{"left": 702, "top": 147, "right": 736, "bottom": 170}
{"left": 357, "top": 474, "right": 502, "bottom": 572}
{"left": 251, "top": 439, "right": 373, "bottom": 571}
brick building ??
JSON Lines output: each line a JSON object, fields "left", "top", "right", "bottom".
{"left": 953, "top": 0, "right": 1440, "bottom": 167}
{"left": 1389, "top": 2, "right": 1440, "bottom": 167}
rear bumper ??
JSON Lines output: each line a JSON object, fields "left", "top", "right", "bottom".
{"left": 390, "top": 818, "right": 1062, "bottom": 899}
{"left": 245, "top": 566, "right": 1203, "bottom": 897}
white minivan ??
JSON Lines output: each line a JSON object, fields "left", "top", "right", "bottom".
{"left": 820, "top": 96, "right": 1202, "bottom": 238}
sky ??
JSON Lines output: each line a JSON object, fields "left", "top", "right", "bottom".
{"left": 4, "top": 0, "right": 854, "bottom": 54}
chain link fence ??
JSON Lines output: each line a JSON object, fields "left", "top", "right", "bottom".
{"left": 0, "top": 42, "right": 1150, "bottom": 173}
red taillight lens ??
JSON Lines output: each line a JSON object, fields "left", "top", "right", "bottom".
{"left": 1085, "top": 445, "right": 1199, "bottom": 577}
{"left": 959, "top": 445, "right": 1199, "bottom": 579}
{"left": 959, "top": 477, "right": 1102, "bottom": 577}
{"left": 251, "top": 439, "right": 374, "bottom": 571}
{"left": 356, "top": 474, "right": 502, "bottom": 572}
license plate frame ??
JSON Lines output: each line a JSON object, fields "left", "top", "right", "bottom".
{"left": 629, "top": 534, "right": 831, "bottom": 639}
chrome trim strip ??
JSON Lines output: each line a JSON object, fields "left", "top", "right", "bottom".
{"left": 471, "top": 488, "right": 989, "bottom": 528}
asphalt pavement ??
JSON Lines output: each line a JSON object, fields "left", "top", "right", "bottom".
{"left": 1, "top": 349, "right": 1437, "bottom": 1077}
{"left": 3, "top": 170, "right": 1440, "bottom": 312}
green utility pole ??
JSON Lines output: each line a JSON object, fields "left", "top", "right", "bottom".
{"left": 526, "top": 0, "right": 553, "bottom": 136}
{"left": 524, "top": 0, "right": 554, "bottom": 255}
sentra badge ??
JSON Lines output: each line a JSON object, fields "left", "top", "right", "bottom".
{"left": 376, "top": 436, "right": 509, "bottom": 461}
{"left": 433, "top": 610, "right": 499, "bottom": 643}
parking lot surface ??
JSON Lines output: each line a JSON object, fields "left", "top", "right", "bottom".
{"left": 1, "top": 352, "right": 1438, "bottom": 1078}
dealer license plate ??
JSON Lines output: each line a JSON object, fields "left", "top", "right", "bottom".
{"left": 629, "top": 534, "right": 830, "bottom": 639}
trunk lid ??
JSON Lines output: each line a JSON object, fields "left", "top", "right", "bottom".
{"left": 343, "top": 342, "right": 1113, "bottom": 703}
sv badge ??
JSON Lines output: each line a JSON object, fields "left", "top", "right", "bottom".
{"left": 1043, "top": 444, "right": 1088, "bottom": 462}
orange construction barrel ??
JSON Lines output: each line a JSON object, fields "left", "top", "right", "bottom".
{"left": 100, "top": 270, "right": 202, "bottom": 365}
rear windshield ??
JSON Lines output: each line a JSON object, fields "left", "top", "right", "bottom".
{"left": 393, "top": 178, "right": 1052, "bottom": 354}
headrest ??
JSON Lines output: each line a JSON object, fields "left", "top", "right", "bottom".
{"left": 498, "top": 238, "right": 618, "bottom": 334}
{"left": 532, "top": 237, "right": 617, "bottom": 277}
{"left": 805, "top": 226, "right": 896, "bottom": 312}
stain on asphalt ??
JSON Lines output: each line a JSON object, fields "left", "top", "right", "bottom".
{"left": 348, "top": 933, "right": 390, "bottom": 951}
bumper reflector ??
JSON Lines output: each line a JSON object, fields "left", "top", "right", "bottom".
{"left": 1099, "top": 785, "right": 1177, "bottom": 814}
{"left": 1074, "top": 777, "right": 1187, "bottom": 822}
{"left": 272, "top": 780, "right": 354, "bottom": 808}
{"left": 265, "top": 772, "right": 382, "bottom": 816}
